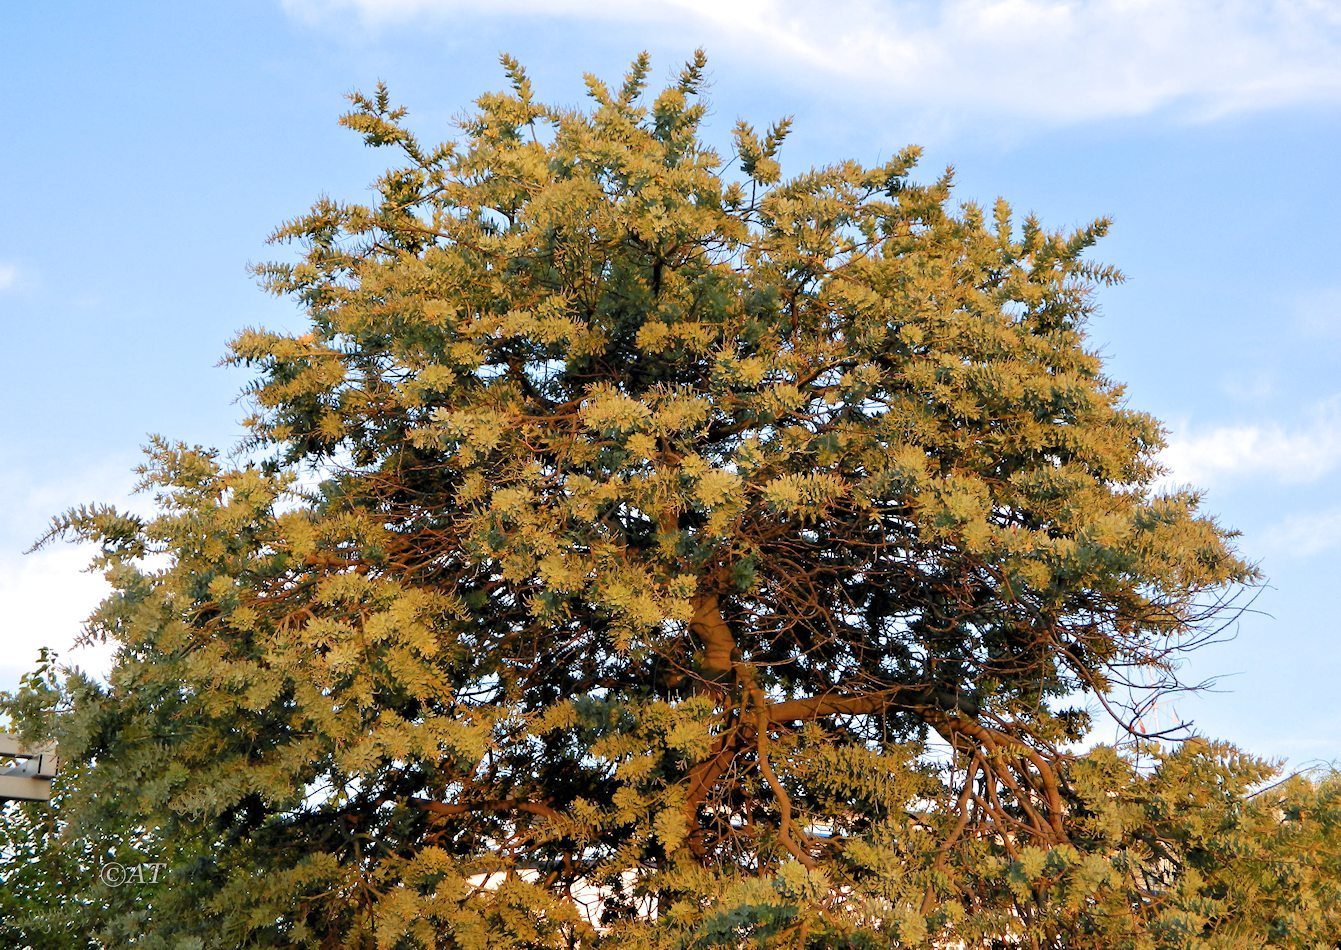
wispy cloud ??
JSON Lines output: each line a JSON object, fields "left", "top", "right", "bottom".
{"left": 0, "top": 262, "right": 18, "bottom": 292}
{"left": 1297, "top": 284, "right": 1341, "bottom": 342}
{"left": 281, "top": 0, "right": 1341, "bottom": 123}
{"left": 1159, "top": 396, "right": 1341, "bottom": 489}
{"left": 1259, "top": 505, "right": 1341, "bottom": 560}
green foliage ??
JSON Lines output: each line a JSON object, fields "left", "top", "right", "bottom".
{"left": 4, "top": 53, "right": 1336, "bottom": 947}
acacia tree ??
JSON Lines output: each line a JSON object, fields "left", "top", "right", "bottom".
{"left": 6, "top": 54, "right": 1337, "bottom": 947}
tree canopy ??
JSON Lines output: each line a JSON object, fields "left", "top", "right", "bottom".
{"left": 4, "top": 53, "right": 1339, "bottom": 948}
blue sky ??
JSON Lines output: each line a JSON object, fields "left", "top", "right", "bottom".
{"left": 2, "top": 1, "right": 1339, "bottom": 766}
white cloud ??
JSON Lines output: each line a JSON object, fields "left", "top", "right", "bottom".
{"left": 0, "top": 459, "right": 144, "bottom": 695}
{"left": 280, "top": 0, "right": 1341, "bottom": 122}
{"left": 0, "top": 262, "right": 18, "bottom": 292}
{"left": 1159, "top": 396, "right": 1341, "bottom": 489}
{"left": 0, "top": 543, "right": 117, "bottom": 693}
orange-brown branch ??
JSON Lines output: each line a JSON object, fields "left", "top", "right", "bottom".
{"left": 412, "top": 797, "right": 561, "bottom": 821}
{"left": 689, "top": 593, "right": 736, "bottom": 680}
